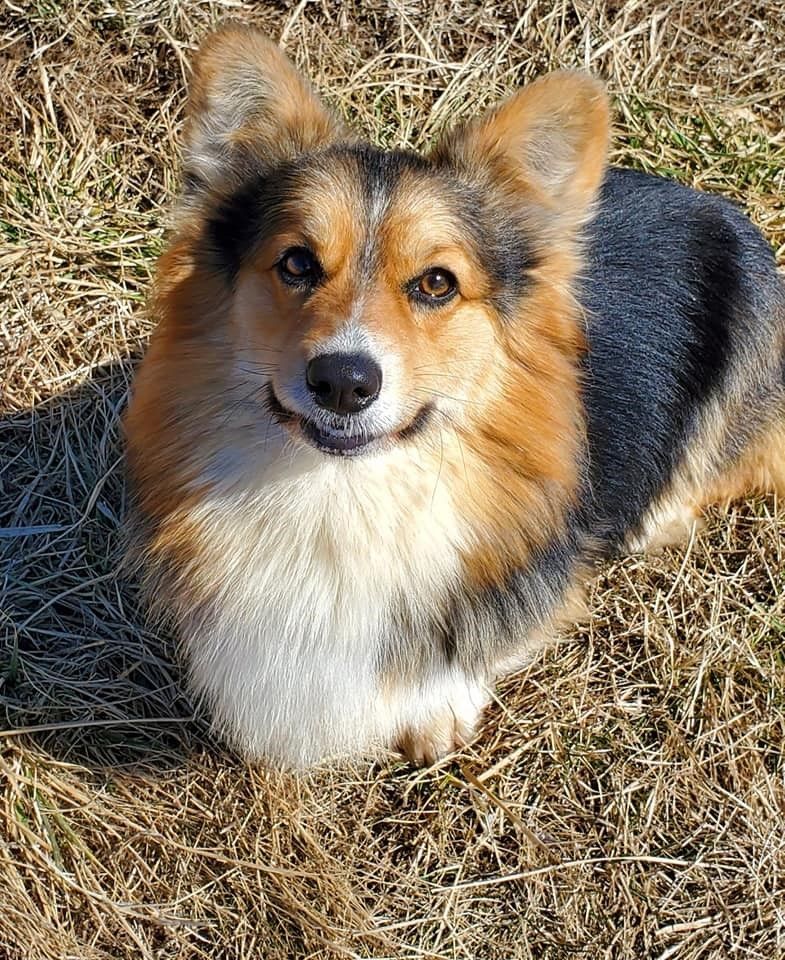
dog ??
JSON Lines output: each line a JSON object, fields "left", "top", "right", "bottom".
{"left": 125, "top": 24, "right": 785, "bottom": 768}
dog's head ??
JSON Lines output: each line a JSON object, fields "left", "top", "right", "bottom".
{"left": 150, "top": 24, "right": 609, "bottom": 466}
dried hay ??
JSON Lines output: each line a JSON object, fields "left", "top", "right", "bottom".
{"left": 1, "top": 2, "right": 784, "bottom": 957}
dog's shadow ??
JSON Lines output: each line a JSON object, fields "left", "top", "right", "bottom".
{"left": 0, "top": 360, "right": 205, "bottom": 771}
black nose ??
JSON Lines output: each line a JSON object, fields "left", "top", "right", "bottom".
{"left": 306, "top": 353, "right": 382, "bottom": 414}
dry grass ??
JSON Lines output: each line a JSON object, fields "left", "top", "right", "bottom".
{"left": 1, "top": 1, "right": 784, "bottom": 957}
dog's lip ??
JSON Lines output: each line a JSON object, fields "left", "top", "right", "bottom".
{"left": 265, "top": 385, "right": 432, "bottom": 457}
{"left": 300, "top": 418, "right": 378, "bottom": 457}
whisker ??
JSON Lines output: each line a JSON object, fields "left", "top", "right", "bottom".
{"left": 235, "top": 362, "right": 279, "bottom": 375}
{"left": 429, "top": 390, "right": 482, "bottom": 407}
{"left": 413, "top": 360, "right": 478, "bottom": 372}
{"left": 243, "top": 343, "right": 283, "bottom": 354}
{"left": 410, "top": 387, "right": 481, "bottom": 408}
{"left": 412, "top": 371, "right": 474, "bottom": 381}
{"left": 217, "top": 384, "right": 269, "bottom": 428}
{"left": 431, "top": 408, "right": 470, "bottom": 480}
{"left": 431, "top": 419, "right": 446, "bottom": 510}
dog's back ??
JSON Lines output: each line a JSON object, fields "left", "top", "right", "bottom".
{"left": 579, "top": 167, "right": 785, "bottom": 552}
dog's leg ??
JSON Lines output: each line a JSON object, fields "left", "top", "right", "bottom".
{"left": 388, "top": 672, "right": 490, "bottom": 766}
{"left": 625, "top": 500, "right": 704, "bottom": 554}
{"left": 704, "top": 420, "right": 785, "bottom": 504}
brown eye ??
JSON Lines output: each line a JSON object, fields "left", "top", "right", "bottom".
{"left": 278, "top": 247, "right": 320, "bottom": 286}
{"left": 415, "top": 268, "right": 457, "bottom": 302}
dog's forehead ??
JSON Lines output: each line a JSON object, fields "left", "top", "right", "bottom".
{"left": 287, "top": 144, "right": 469, "bottom": 255}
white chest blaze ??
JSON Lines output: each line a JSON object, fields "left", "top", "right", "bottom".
{"left": 181, "top": 445, "right": 473, "bottom": 766}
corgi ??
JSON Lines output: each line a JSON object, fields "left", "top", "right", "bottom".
{"left": 125, "top": 24, "right": 785, "bottom": 769}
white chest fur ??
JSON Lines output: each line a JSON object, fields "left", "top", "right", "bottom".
{"left": 181, "top": 445, "right": 472, "bottom": 766}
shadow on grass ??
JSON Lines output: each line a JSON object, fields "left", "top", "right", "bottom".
{"left": 0, "top": 360, "right": 206, "bottom": 771}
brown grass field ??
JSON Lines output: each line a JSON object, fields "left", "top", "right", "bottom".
{"left": 1, "top": 1, "right": 784, "bottom": 957}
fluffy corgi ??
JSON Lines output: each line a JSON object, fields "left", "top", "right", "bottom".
{"left": 125, "top": 24, "right": 785, "bottom": 768}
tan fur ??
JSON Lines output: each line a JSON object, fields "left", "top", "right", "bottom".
{"left": 630, "top": 379, "right": 785, "bottom": 555}
{"left": 705, "top": 419, "right": 785, "bottom": 504}
{"left": 426, "top": 80, "right": 612, "bottom": 586}
{"left": 455, "top": 259, "right": 585, "bottom": 588}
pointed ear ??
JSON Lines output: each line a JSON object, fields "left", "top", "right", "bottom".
{"left": 182, "top": 24, "right": 346, "bottom": 197}
{"left": 433, "top": 71, "right": 610, "bottom": 225}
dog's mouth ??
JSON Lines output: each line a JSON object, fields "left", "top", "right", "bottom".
{"left": 265, "top": 385, "right": 432, "bottom": 458}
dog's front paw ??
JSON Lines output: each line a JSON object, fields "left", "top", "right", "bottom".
{"left": 394, "top": 677, "right": 489, "bottom": 766}
{"left": 396, "top": 707, "right": 477, "bottom": 766}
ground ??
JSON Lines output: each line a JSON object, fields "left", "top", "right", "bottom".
{"left": 1, "top": 2, "right": 784, "bottom": 958}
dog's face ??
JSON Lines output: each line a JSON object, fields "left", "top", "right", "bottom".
{"left": 224, "top": 147, "right": 524, "bottom": 458}
{"left": 157, "top": 25, "right": 609, "bottom": 466}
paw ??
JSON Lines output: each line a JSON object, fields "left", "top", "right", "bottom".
{"left": 394, "top": 679, "right": 488, "bottom": 767}
{"left": 627, "top": 503, "right": 704, "bottom": 554}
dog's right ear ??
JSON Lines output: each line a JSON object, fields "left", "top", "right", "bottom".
{"left": 182, "top": 24, "right": 346, "bottom": 198}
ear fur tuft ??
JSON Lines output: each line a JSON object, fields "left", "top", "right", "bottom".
{"left": 433, "top": 70, "right": 610, "bottom": 226}
{"left": 182, "top": 23, "right": 346, "bottom": 197}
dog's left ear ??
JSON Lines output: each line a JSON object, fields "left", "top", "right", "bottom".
{"left": 182, "top": 23, "right": 347, "bottom": 198}
{"left": 432, "top": 71, "right": 610, "bottom": 227}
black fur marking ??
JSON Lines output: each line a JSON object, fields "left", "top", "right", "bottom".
{"left": 341, "top": 144, "right": 430, "bottom": 279}
{"left": 429, "top": 152, "right": 541, "bottom": 317}
{"left": 202, "top": 145, "right": 430, "bottom": 282}
{"left": 200, "top": 143, "right": 540, "bottom": 313}
{"left": 433, "top": 525, "right": 584, "bottom": 673}
{"left": 681, "top": 211, "right": 737, "bottom": 403}
{"left": 375, "top": 146, "right": 541, "bottom": 308}
{"left": 346, "top": 143, "right": 429, "bottom": 199}
{"left": 203, "top": 163, "right": 304, "bottom": 280}
{"left": 576, "top": 167, "right": 769, "bottom": 549}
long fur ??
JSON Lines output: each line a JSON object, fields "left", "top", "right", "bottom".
{"left": 125, "top": 24, "right": 785, "bottom": 768}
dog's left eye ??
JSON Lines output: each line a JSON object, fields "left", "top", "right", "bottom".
{"left": 278, "top": 247, "right": 320, "bottom": 287}
{"left": 413, "top": 268, "right": 458, "bottom": 303}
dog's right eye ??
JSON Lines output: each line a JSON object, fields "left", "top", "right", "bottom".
{"left": 277, "top": 247, "right": 320, "bottom": 287}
